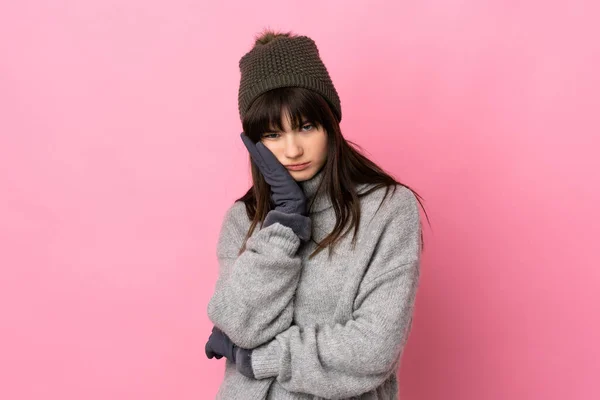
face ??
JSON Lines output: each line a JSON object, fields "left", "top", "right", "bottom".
{"left": 260, "top": 110, "right": 328, "bottom": 182}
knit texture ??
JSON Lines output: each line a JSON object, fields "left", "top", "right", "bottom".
{"left": 238, "top": 35, "right": 342, "bottom": 122}
{"left": 207, "top": 167, "right": 422, "bottom": 399}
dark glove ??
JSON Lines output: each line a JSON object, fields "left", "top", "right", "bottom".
{"left": 235, "top": 346, "right": 255, "bottom": 379}
{"left": 205, "top": 326, "right": 237, "bottom": 363}
{"left": 205, "top": 326, "right": 256, "bottom": 379}
{"left": 240, "top": 132, "right": 312, "bottom": 241}
{"left": 240, "top": 132, "right": 308, "bottom": 216}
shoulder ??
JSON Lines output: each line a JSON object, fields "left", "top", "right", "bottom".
{"left": 357, "top": 184, "right": 422, "bottom": 287}
{"left": 220, "top": 200, "right": 252, "bottom": 235}
{"left": 223, "top": 200, "right": 249, "bottom": 222}
{"left": 358, "top": 183, "right": 420, "bottom": 226}
{"left": 389, "top": 185, "right": 420, "bottom": 222}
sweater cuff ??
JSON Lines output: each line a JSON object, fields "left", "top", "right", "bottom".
{"left": 263, "top": 210, "right": 312, "bottom": 242}
{"left": 250, "top": 339, "right": 282, "bottom": 380}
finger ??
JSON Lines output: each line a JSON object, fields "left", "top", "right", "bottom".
{"left": 255, "top": 141, "right": 284, "bottom": 173}
{"left": 255, "top": 144, "right": 293, "bottom": 188}
{"left": 240, "top": 133, "right": 267, "bottom": 171}
{"left": 215, "top": 354, "right": 223, "bottom": 359}
{"left": 240, "top": 132, "right": 263, "bottom": 168}
{"left": 240, "top": 133, "right": 259, "bottom": 159}
{"left": 205, "top": 347, "right": 215, "bottom": 359}
{"left": 255, "top": 144, "right": 296, "bottom": 186}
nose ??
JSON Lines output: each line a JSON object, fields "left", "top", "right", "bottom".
{"left": 283, "top": 135, "right": 303, "bottom": 159}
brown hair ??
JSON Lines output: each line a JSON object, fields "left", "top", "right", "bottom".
{"left": 235, "top": 30, "right": 430, "bottom": 259}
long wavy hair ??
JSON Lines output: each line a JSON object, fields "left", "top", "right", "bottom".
{"left": 235, "top": 31, "right": 430, "bottom": 259}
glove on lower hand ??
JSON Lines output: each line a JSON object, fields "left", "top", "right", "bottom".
{"left": 205, "top": 326, "right": 255, "bottom": 379}
{"left": 205, "top": 326, "right": 237, "bottom": 362}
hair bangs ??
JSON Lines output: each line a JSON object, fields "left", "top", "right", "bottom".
{"left": 242, "top": 87, "right": 329, "bottom": 141}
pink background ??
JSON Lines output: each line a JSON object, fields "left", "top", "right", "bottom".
{"left": 1, "top": 1, "right": 598, "bottom": 399}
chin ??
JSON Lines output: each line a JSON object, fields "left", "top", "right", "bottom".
{"left": 290, "top": 168, "right": 314, "bottom": 181}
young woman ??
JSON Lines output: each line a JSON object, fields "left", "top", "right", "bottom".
{"left": 205, "top": 29, "right": 428, "bottom": 399}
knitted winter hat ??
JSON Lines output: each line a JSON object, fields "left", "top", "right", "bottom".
{"left": 237, "top": 34, "right": 342, "bottom": 123}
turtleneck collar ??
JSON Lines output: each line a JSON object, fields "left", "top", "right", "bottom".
{"left": 298, "top": 166, "right": 331, "bottom": 213}
{"left": 298, "top": 167, "right": 372, "bottom": 214}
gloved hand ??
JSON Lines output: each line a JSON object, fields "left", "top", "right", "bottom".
{"left": 205, "top": 326, "right": 256, "bottom": 379}
{"left": 205, "top": 326, "right": 238, "bottom": 363}
{"left": 240, "top": 132, "right": 308, "bottom": 216}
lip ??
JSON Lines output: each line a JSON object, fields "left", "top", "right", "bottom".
{"left": 286, "top": 162, "right": 311, "bottom": 171}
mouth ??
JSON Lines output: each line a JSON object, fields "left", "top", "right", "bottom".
{"left": 286, "top": 162, "right": 311, "bottom": 171}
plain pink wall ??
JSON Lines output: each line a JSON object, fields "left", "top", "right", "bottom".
{"left": 1, "top": 1, "right": 598, "bottom": 399}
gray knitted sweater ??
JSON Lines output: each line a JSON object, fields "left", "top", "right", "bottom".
{"left": 207, "top": 167, "right": 422, "bottom": 399}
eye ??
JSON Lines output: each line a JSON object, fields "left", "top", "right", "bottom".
{"left": 301, "top": 123, "right": 314, "bottom": 132}
{"left": 262, "top": 133, "right": 279, "bottom": 140}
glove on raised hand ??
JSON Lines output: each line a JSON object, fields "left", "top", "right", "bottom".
{"left": 240, "top": 132, "right": 312, "bottom": 241}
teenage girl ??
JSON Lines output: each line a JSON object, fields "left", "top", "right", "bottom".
{"left": 205, "top": 29, "right": 428, "bottom": 399}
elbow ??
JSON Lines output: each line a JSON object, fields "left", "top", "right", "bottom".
{"left": 368, "top": 350, "right": 402, "bottom": 379}
{"left": 344, "top": 337, "right": 406, "bottom": 380}
{"left": 366, "top": 333, "right": 410, "bottom": 376}
{"left": 342, "top": 354, "right": 400, "bottom": 398}
{"left": 206, "top": 295, "right": 228, "bottom": 330}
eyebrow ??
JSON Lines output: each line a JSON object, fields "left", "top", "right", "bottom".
{"left": 266, "top": 119, "right": 311, "bottom": 133}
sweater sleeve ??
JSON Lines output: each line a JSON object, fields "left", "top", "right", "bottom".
{"left": 207, "top": 202, "right": 310, "bottom": 349}
{"left": 247, "top": 190, "right": 422, "bottom": 399}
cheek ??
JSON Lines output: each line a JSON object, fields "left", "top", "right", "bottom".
{"left": 317, "top": 136, "right": 328, "bottom": 159}
{"left": 261, "top": 141, "right": 277, "bottom": 153}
